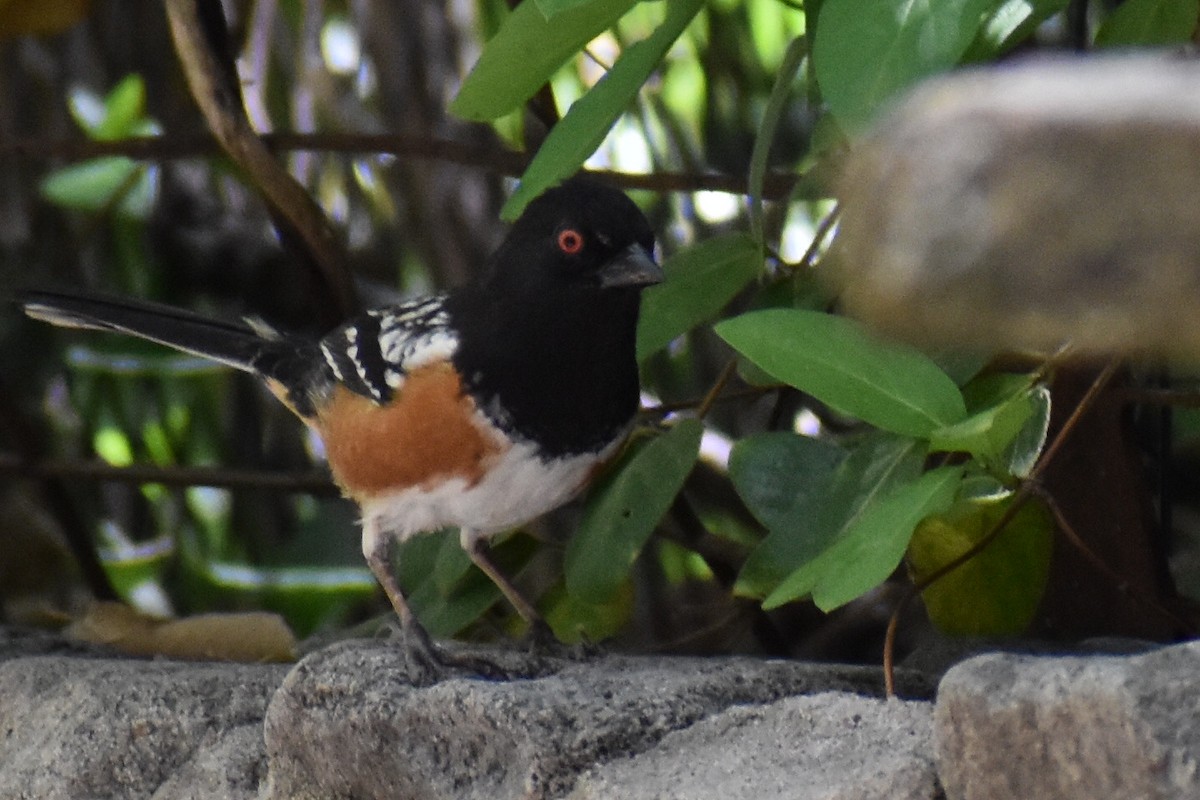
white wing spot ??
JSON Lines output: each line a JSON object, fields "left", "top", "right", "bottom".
{"left": 320, "top": 341, "right": 344, "bottom": 381}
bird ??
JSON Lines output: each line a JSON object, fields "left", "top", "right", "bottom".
{"left": 19, "top": 176, "right": 663, "bottom": 675}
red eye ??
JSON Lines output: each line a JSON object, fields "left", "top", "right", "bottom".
{"left": 557, "top": 229, "right": 584, "bottom": 255}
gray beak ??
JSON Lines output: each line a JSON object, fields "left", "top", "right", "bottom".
{"left": 599, "top": 243, "right": 664, "bottom": 289}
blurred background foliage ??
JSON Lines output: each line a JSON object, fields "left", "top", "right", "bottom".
{"left": 1, "top": 0, "right": 1198, "bottom": 662}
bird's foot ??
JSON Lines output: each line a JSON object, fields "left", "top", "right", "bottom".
{"left": 523, "top": 619, "right": 604, "bottom": 663}
{"left": 380, "top": 617, "right": 534, "bottom": 684}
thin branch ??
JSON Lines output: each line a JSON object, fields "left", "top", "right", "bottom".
{"left": 2, "top": 132, "right": 803, "bottom": 199}
{"left": 164, "top": 0, "right": 357, "bottom": 319}
{"left": 783, "top": 202, "right": 840, "bottom": 271}
{"left": 883, "top": 358, "right": 1122, "bottom": 696}
{"left": 0, "top": 453, "right": 340, "bottom": 495}
{"left": 1033, "top": 483, "right": 1195, "bottom": 635}
{"left": 696, "top": 359, "right": 739, "bottom": 420}
{"left": 643, "top": 384, "right": 786, "bottom": 418}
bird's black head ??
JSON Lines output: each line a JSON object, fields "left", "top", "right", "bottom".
{"left": 482, "top": 177, "right": 662, "bottom": 297}
{"left": 450, "top": 177, "right": 662, "bottom": 456}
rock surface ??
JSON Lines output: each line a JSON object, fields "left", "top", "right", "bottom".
{"left": 6, "top": 627, "right": 1200, "bottom": 800}
{"left": 0, "top": 654, "right": 288, "bottom": 800}
{"left": 834, "top": 55, "right": 1200, "bottom": 358}
{"left": 568, "top": 692, "right": 935, "bottom": 800}
{"left": 936, "top": 641, "right": 1200, "bottom": 799}
{"left": 261, "top": 640, "right": 928, "bottom": 800}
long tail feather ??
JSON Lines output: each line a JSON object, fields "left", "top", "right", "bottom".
{"left": 18, "top": 289, "right": 272, "bottom": 375}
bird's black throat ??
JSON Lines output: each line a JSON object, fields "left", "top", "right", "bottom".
{"left": 447, "top": 284, "right": 642, "bottom": 458}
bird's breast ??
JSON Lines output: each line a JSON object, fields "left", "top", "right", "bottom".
{"left": 315, "top": 361, "right": 507, "bottom": 501}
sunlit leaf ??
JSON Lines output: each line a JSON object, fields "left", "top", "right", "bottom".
{"left": 715, "top": 309, "right": 966, "bottom": 437}
{"left": 94, "top": 74, "right": 147, "bottom": 141}
{"left": 39, "top": 157, "right": 153, "bottom": 218}
{"left": 566, "top": 420, "right": 702, "bottom": 603}
{"left": 909, "top": 494, "right": 1054, "bottom": 635}
{"left": 450, "top": 0, "right": 636, "bottom": 122}
{"left": 501, "top": 0, "right": 705, "bottom": 218}
{"left": 93, "top": 425, "right": 134, "bottom": 467}
{"left": 637, "top": 233, "right": 762, "bottom": 362}
{"left": 763, "top": 464, "right": 964, "bottom": 611}
{"left": 964, "top": 0, "right": 1070, "bottom": 61}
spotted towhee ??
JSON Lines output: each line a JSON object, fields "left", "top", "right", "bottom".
{"left": 20, "top": 177, "right": 663, "bottom": 671}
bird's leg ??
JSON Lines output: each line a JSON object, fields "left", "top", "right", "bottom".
{"left": 362, "top": 519, "right": 444, "bottom": 676}
{"left": 363, "top": 519, "right": 509, "bottom": 681}
{"left": 460, "top": 528, "right": 557, "bottom": 650}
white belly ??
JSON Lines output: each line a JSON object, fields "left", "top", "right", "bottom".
{"left": 359, "top": 436, "right": 621, "bottom": 557}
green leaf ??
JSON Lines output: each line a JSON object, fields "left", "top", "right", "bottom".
{"left": 636, "top": 233, "right": 762, "bottom": 362}
{"left": 95, "top": 74, "right": 147, "bottom": 141}
{"left": 407, "top": 533, "right": 538, "bottom": 636}
{"left": 763, "top": 464, "right": 964, "bottom": 611}
{"left": 39, "top": 157, "right": 140, "bottom": 213}
{"left": 730, "top": 433, "right": 847, "bottom": 596}
{"left": 715, "top": 309, "right": 967, "bottom": 437}
{"left": 67, "top": 75, "right": 148, "bottom": 141}
{"left": 1095, "top": 0, "right": 1199, "bottom": 47}
{"left": 1003, "top": 384, "right": 1049, "bottom": 478}
{"left": 963, "top": 0, "right": 1070, "bottom": 61}
{"left": 542, "top": 581, "right": 632, "bottom": 643}
{"left": 950, "top": 371, "right": 1046, "bottom": 479}
{"left": 736, "top": 432, "right": 924, "bottom": 597}
{"left": 813, "top": 0, "right": 995, "bottom": 132}
{"left": 501, "top": 0, "right": 704, "bottom": 218}
{"left": 534, "top": 0, "right": 603, "bottom": 18}
{"left": 432, "top": 529, "right": 473, "bottom": 595}
{"left": 909, "top": 494, "right": 1054, "bottom": 635}
{"left": 394, "top": 530, "right": 446, "bottom": 599}
{"left": 450, "top": 0, "right": 636, "bottom": 122}
{"left": 928, "top": 389, "right": 1035, "bottom": 465}
{"left": 729, "top": 432, "right": 847, "bottom": 532}
{"left": 566, "top": 420, "right": 703, "bottom": 603}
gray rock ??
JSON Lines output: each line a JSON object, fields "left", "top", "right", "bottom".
{"left": 568, "top": 692, "right": 937, "bottom": 800}
{"left": 0, "top": 656, "right": 288, "bottom": 800}
{"left": 935, "top": 640, "right": 1200, "bottom": 799}
{"left": 833, "top": 55, "right": 1200, "bottom": 357}
{"left": 262, "top": 639, "right": 923, "bottom": 800}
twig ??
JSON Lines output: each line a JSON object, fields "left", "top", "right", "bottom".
{"left": 883, "top": 358, "right": 1122, "bottom": 696}
{"left": 164, "top": 0, "right": 357, "bottom": 319}
{"left": 1032, "top": 482, "right": 1194, "bottom": 635}
{"left": 696, "top": 360, "right": 739, "bottom": 420}
{"left": 0, "top": 453, "right": 340, "bottom": 495}
{"left": 643, "top": 384, "right": 786, "bottom": 418}
{"left": 784, "top": 202, "right": 840, "bottom": 271}
{"left": 3, "top": 132, "right": 802, "bottom": 199}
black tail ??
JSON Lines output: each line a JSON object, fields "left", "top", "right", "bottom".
{"left": 18, "top": 288, "right": 276, "bottom": 375}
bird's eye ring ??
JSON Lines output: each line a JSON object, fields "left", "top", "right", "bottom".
{"left": 557, "top": 229, "right": 584, "bottom": 255}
